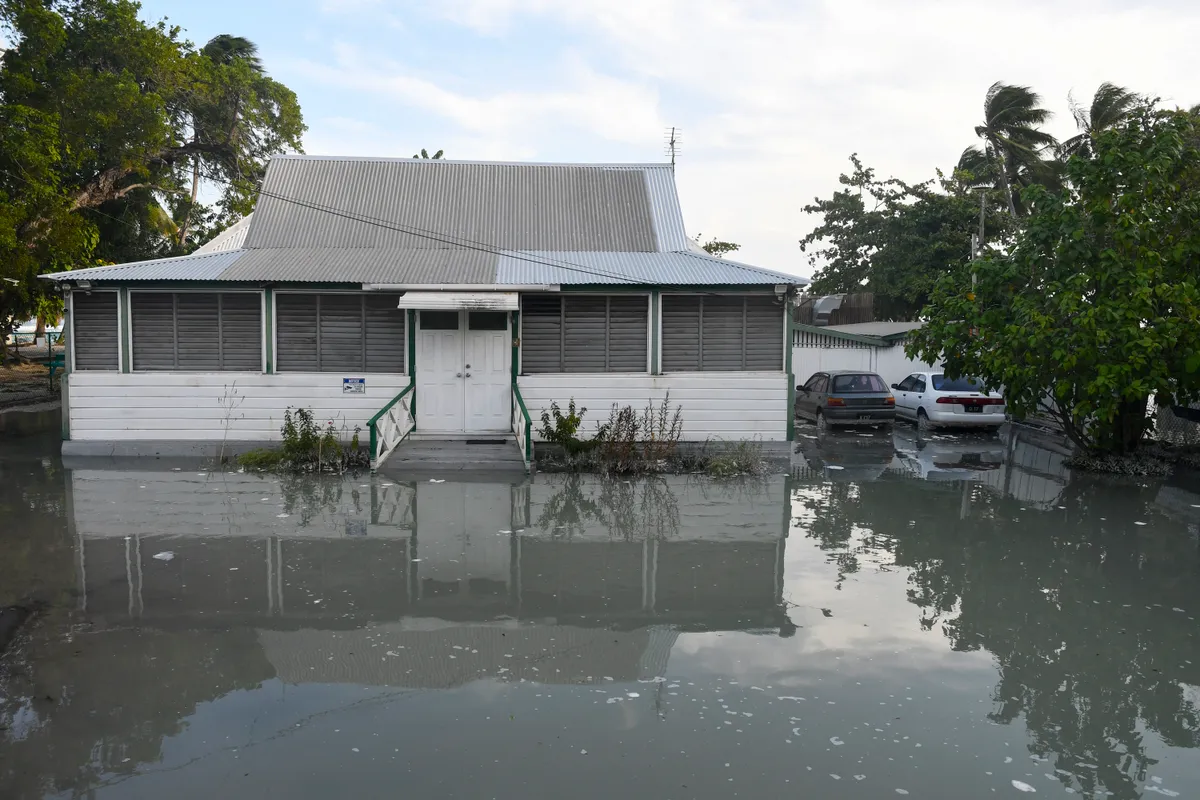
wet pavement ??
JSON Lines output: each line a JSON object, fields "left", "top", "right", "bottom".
{"left": 3, "top": 426, "right": 1200, "bottom": 799}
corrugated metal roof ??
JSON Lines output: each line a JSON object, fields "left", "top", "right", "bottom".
{"left": 215, "top": 247, "right": 495, "bottom": 284}
{"left": 247, "top": 157, "right": 662, "bottom": 252}
{"left": 496, "top": 250, "right": 807, "bottom": 285}
{"left": 193, "top": 213, "right": 254, "bottom": 253}
{"left": 40, "top": 157, "right": 808, "bottom": 288}
{"left": 40, "top": 249, "right": 246, "bottom": 282}
{"left": 824, "top": 321, "right": 925, "bottom": 337}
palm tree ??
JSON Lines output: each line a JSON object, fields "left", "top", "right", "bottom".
{"left": 1060, "top": 82, "right": 1141, "bottom": 159}
{"left": 973, "top": 82, "right": 1058, "bottom": 216}
{"left": 177, "top": 35, "right": 264, "bottom": 246}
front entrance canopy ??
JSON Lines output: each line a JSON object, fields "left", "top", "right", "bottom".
{"left": 396, "top": 291, "right": 519, "bottom": 311}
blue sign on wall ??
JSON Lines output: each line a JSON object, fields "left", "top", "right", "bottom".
{"left": 343, "top": 378, "right": 366, "bottom": 394}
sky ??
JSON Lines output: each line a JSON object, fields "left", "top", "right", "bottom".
{"left": 135, "top": 0, "right": 1200, "bottom": 279}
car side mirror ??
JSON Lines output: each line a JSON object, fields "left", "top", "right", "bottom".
{"left": 890, "top": 383, "right": 899, "bottom": 390}
{"left": 796, "top": 386, "right": 806, "bottom": 393}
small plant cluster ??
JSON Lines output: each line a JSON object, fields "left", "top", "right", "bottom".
{"left": 536, "top": 394, "right": 763, "bottom": 477}
{"left": 237, "top": 407, "right": 369, "bottom": 473}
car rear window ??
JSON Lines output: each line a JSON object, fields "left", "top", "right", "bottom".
{"left": 832, "top": 374, "right": 887, "bottom": 393}
{"left": 931, "top": 375, "right": 987, "bottom": 392}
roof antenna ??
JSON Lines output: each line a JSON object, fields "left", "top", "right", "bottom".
{"left": 664, "top": 127, "right": 680, "bottom": 171}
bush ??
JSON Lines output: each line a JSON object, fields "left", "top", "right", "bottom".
{"left": 237, "top": 407, "right": 368, "bottom": 473}
{"left": 538, "top": 400, "right": 592, "bottom": 454}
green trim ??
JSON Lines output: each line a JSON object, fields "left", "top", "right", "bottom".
{"left": 785, "top": 296, "right": 795, "bottom": 442}
{"left": 510, "top": 309, "right": 520, "bottom": 414}
{"left": 559, "top": 283, "right": 786, "bottom": 293}
{"left": 118, "top": 288, "right": 131, "bottom": 372}
{"left": 407, "top": 309, "right": 417, "bottom": 425}
{"left": 512, "top": 382, "right": 532, "bottom": 466}
{"left": 263, "top": 288, "right": 274, "bottom": 374}
{"left": 368, "top": 380, "right": 415, "bottom": 464}
{"left": 650, "top": 290, "right": 661, "bottom": 375}
{"left": 60, "top": 309, "right": 71, "bottom": 441}
{"left": 792, "top": 322, "right": 890, "bottom": 348}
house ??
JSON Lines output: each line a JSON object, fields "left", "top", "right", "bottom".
{"left": 792, "top": 320, "right": 940, "bottom": 387}
{"left": 43, "top": 156, "right": 807, "bottom": 468}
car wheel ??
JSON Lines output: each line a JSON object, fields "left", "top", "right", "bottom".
{"left": 916, "top": 408, "right": 931, "bottom": 433}
{"left": 816, "top": 410, "right": 828, "bottom": 433}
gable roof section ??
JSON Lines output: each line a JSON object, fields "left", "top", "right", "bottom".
{"left": 194, "top": 213, "right": 254, "bottom": 254}
{"left": 42, "top": 156, "right": 807, "bottom": 287}
{"left": 247, "top": 157, "right": 682, "bottom": 252}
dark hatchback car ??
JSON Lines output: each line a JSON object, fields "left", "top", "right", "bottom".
{"left": 796, "top": 370, "right": 896, "bottom": 430}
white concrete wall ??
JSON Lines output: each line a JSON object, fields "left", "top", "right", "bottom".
{"left": 517, "top": 372, "right": 789, "bottom": 442}
{"left": 873, "top": 344, "right": 942, "bottom": 386}
{"left": 791, "top": 343, "right": 941, "bottom": 387}
{"left": 67, "top": 372, "right": 410, "bottom": 441}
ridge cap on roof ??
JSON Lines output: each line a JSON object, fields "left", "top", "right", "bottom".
{"left": 271, "top": 154, "right": 674, "bottom": 169}
{"left": 669, "top": 249, "right": 807, "bottom": 284}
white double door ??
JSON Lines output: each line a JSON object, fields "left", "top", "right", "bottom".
{"left": 416, "top": 310, "right": 511, "bottom": 434}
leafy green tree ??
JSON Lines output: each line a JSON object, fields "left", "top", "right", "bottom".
{"left": 909, "top": 108, "right": 1200, "bottom": 453}
{"left": 694, "top": 234, "right": 740, "bottom": 258}
{"left": 971, "top": 82, "right": 1058, "bottom": 216}
{"left": 0, "top": 0, "right": 304, "bottom": 354}
{"left": 412, "top": 148, "right": 444, "bottom": 159}
{"left": 800, "top": 155, "right": 1009, "bottom": 320}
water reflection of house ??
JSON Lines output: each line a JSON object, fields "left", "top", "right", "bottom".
{"left": 67, "top": 472, "right": 792, "bottom": 687}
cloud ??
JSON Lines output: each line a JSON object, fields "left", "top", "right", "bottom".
{"left": 290, "top": 0, "right": 1200, "bottom": 276}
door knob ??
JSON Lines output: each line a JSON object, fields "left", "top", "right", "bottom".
{"left": 456, "top": 372, "right": 462, "bottom": 377}
{"left": 465, "top": 372, "right": 472, "bottom": 378}
{"left": 465, "top": 363, "right": 471, "bottom": 368}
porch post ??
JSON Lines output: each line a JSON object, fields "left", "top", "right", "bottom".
{"left": 119, "top": 287, "right": 131, "bottom": 373}
{"left": 510, "top": 308, "right": 520, "bottom": 412}
{"left": 785, "top": 293, "right": 795, "bottom": 442}
{"left": 263, "top": 288, "right": 274, "bottom": 374}
{"left": 650, "top": 289, "right": 661, "bottom": 375}
{"left": 407, "top": 309, "right": 417, "bottom": 426}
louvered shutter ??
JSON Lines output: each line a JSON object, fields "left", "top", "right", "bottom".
{"left": 661, "top": 296, "right": 701, "bottom": 372}
{"left": 174, "top": 293, "right": 220, "bottom": 370}
{"left": 72, "top": 292, "right": 118, "bottom": 370}
{"left": 365, "top": 294, "right": 405, "bottom": 372}
{"left": 520, "top": 295, "right": 562, "bottom": 374}
{"left": 744, "top": 296, "right": 783, "bottom": 370}
{"left": 318, "top": 295, "right": 364, "bottom": 371}
{"left": 131, "top": 293, "right": 177, "bottom": 371}
{"left": 219, "top": 294, "right": 263, "bottom": 370}
{"left": 607, "top": 296, "right": 648, "bottom": 372}
{"left": 562, "top": 296, "right": 607, "bottom": 372}
{"left": 701, "top": 296, "right": 746, "bottom": 370}
{"left": 276, "top": 295, "right": 319, "bottom": 372}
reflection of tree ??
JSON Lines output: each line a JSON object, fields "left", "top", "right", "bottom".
{"left": 535, "top": 475, "right": 681, "bottom": 541}
{"left": 277, "top": 472, "right": 354, "bottom": 526}
{"left": 794, "top": 471, "right": 1200, "bottom": 799}
{"left": 0, "top": 435, "right": 73, "bottom": 607}
{"left": 0, "top": 627, "right": 274, "bottom": 799}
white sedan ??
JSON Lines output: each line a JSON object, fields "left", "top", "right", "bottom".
{"left": 890, "top": 372, "right": 1006, "bottom": 430}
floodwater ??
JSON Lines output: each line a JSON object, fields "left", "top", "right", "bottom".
{"left": 3, "top": 428, "right": 1200, "bottom": 799}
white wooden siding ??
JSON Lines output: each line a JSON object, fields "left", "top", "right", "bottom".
{"left": 517, "top": 373, "right": 788, "bottom": 442}
{"left": 68, "top": 372, "right": 411, "bottom": 441}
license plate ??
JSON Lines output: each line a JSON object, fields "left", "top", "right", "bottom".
{"left": 858, "top": 415, "right": 871, "bottom": 420}
{"left": 964, "top": 406, "right": 982, "bottom": 413}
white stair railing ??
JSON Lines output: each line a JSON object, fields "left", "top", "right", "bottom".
{"left": 369, "top": 382, "right": 416, "bottom": 471}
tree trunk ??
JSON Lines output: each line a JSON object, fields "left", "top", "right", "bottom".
{"left": 176, "top": 154, "right": 201, "bottom": 247}
{"left": 995, "top": 145, "right": 1018, "bottom": 217}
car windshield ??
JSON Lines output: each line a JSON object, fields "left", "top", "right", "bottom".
{"left": 931, "top": 375, "right": 987, "bottom": 392}
{"left": 832, "top": 374, "right": 887, "bottom": 393}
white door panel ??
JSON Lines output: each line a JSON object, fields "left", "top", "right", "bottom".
{"left": 416, "top": 316, "right": 466, "bottom": 432}
{"left": 465, "top": 314, "right": 511, "bottom": 434}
